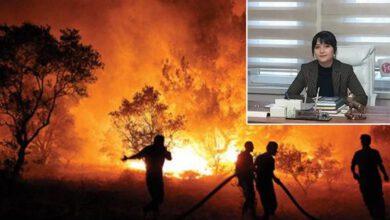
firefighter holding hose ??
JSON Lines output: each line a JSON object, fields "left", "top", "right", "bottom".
{"left": 235, "top": 141, "right": 257, "bottom": 219}
{"left": 255, "top": 141, "right": 281, "bottom": 220}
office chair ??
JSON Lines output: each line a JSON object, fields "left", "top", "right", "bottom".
{"left": 336, "top": 45, "right": 376, "bottom": 106}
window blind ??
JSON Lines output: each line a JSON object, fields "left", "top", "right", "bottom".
{"left": 323, "top": 0, "right": 390, "bottom": 75}
{"left": 248, "top": 0, "right": 390, "bottom": 91}
{"left": 248, "top": 0, "right": 317, "bottom": 72}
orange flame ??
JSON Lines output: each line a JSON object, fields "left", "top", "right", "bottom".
{"left": 124, "top": 140, "right": 213, "bottom": 178}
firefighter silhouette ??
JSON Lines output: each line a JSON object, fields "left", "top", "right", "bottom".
{"left": 122, "top": 134, "right": 172, "bottom": 218}
{"left": 351, "top": 134, "right": 389, "bottom": 220}
{"left": 236, "top": 141, "right": 256, "bottom": 218}
{"left": 255, "top": 141, "right": 281, "bottom": 220}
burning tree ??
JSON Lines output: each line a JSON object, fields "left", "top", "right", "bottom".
{"left": 160, "top": 58, "right": 240, "bottom": 174}
{"left": 300, "top": 158, "right": 322, "bottom": 193}
{"left": 202, "top": 129, "right": 235, "bottom": 174}
{"left": 160, "top": 57, "right": 241, "bottom": 126}
{"left": 313, "top": 144, "right": 343, "bottom": 190}
{"left": 161, "top": 57, "right": 194, "bottom": 93}
{"left": 28, "top": 100, "right": 81, "bottom": 166}
{"left": 277, "top": 144, "right": 321, "bottom": 194}
{"left": 277, "top": 143, "right": 343, "bottom": 194}
{"left": 276, "top": 144, "right": 308, "bottom": 193}
{"left": 109, "top": 86, "right": 184, "bottom": 153}
{"left": 0, "top": 23, "right": 103, "bottom": 178}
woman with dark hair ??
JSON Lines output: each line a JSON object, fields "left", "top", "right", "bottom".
{"left": 286, "top": 31, "right": 368, "bottom": 106}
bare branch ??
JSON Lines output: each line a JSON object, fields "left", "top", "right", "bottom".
{"left": 26, "top": 87, "right": 58, "bottom": 144}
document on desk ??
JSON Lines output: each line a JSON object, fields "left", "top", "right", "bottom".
{"left": 328, "top": 112, "right": 346, "bottom": 117}
{"left": 247, "top": 111, "right": 268, "bottom": 118}
{"left": 264, "top": 103, "right": 275, "bottom": 108}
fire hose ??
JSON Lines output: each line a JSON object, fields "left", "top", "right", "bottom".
{"left": 177, "top": 173, "right": 236, "bottom": 219}
{"left": 177, "top": 173, "right": 319, "bottom": 220}
{"left": 277, "top": 180, "right": 318, "bottom": 220}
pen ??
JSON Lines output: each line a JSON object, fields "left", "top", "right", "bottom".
{"left": 314, "top": 87, "right": 320, "bottom": 111}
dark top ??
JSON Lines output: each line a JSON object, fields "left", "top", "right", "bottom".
{"left": 236, "top": 151, "right": 254, "bottom": 180}
{"left": 317, "top": 64, "right": 334, "bottom": 97}
{"left": 286, "top": 59, "right": 368, "bottom": 106}
{"left": 254, "top": 152, "right": 275, "bottom": 181}
{"left": 352, "top": 147, "right": 382, "bottom": 181}
{"left": 133, "top": 144, "right": 172, "bottom": 175}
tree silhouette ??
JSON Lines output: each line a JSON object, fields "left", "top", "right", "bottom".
{"left": 313, "top": 144, "right": 343, "bottom": 190}
{"left": 301, "top": 157, "right": 322, "bottom": 193}
{"left": 201, "top": 129, "right": 234, "bottom": 174}
{"left": 276, "top": 144, "right": 308, "bottom": 193}
{"left": 0, "top": 23, "right": 103, "bottom": 178}
{"left": 28, "top": 100, "right": 81, "bottom": 166}
{"left": 109, "top": 86, "right": 184, "bottom": 153}
{"left": 277, "top": 143, "right": 342, "bottom": 194}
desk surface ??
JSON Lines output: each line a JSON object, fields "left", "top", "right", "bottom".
{"left": 247, "top": 100, "right": 390, "bottom": 124}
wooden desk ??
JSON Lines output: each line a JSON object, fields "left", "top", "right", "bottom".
{"left": 247, "top": 100, "right": 390, "bottom": 124}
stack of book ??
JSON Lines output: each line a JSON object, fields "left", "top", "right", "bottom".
{"left": 315, "top": 97, "right": 347, "bottom": 114}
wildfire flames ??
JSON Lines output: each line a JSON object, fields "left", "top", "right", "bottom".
{"left": 121, "top": 125, "right": 387, "bottom": 180}
{"left": 124, "top": 137, "right": 239, "bottom": 178}
{"left": 125, "top": 144, "right": 214, "bottom": 178}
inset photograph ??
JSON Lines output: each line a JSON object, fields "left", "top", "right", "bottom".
{"left": 247, "top": 0, "right": 390, "bottom": 124}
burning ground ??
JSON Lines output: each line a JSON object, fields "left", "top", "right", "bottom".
{"left": 0, "top": 0, "right": 389, "bottom": 219}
